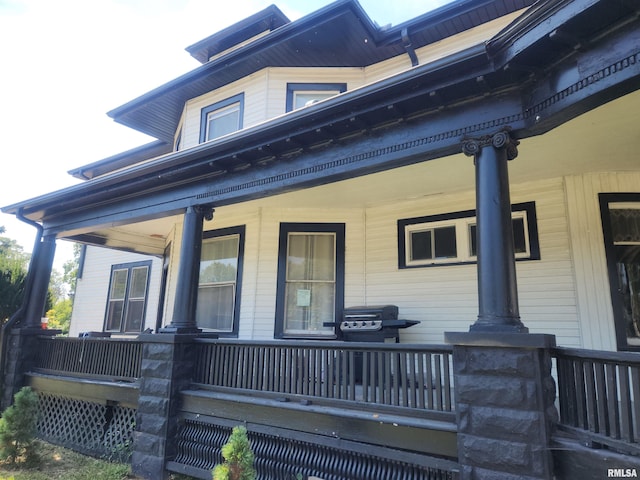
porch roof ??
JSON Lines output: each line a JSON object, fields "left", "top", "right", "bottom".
{"left": 2, "top": 0, "right": 639, "bottom": 251}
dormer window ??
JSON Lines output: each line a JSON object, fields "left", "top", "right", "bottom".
{"left": 199, "top": 93, "right": 244, "bottom": 143}
{"left": 286, "top": 83, "right": 346, "bottom": 112}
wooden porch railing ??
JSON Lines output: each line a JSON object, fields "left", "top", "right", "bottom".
{"left": 193, "top": 339, "right": 454, "bottom": 413}
{"left": 33, "top": 336, "right": 143, "bottom": 381}
{"left": 554, "top": 347, "right": 640, "bottom": 455}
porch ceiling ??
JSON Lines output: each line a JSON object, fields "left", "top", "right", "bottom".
{"left": 239, "top": 87, "right": 640, "bottom": 209}
{"left": 92, "top": 86, "right": 638, "bottom": 253}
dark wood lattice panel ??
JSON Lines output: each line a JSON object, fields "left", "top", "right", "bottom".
{"left": 36, "top": 392, "right": 136, "bottom": 459}
{"left": 173, "top": 419, "right": 458, "bottom": 480}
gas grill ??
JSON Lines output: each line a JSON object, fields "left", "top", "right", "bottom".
{"left": 338, "top": 305, "right": 419, "bottom": 342}
{"left": 325, "top": 305, "right": 419, "bottom": 383}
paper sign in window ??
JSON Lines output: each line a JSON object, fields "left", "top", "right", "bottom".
{"left": 296, "top": 289, "right": 311, "bottom": 307}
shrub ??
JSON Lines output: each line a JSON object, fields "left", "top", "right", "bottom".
{"left": 212, "top": 426, "right": 256, "bottom": 480}
{"left": 0, "top": 387, "right": 39, "bottom": 465}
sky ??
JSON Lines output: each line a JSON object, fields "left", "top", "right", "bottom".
{"left": 0, "top": 0, "right": 451, "bottom": 269}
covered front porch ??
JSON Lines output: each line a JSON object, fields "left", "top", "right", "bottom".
{"left": 2, "top": 1, "right": 640, "bottom": 477}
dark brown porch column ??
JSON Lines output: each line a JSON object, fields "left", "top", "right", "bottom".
{"left": 22, "top": 233, "right": 56, "bottom": 328}
{"left": 463, "top": 128, "right": 527, "bottom": 333}
{"left": 161, "top": 205, "right": 213, "bottom": 334}
{"left": 1, "top": 233, "right": 58, "bottom": 409}
{"left": 446, "top": 128, "right": 557, "bottom": 479}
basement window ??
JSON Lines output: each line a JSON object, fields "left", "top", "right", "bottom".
{"left": 398, "top": 202, "right": 540, "bottom": 268}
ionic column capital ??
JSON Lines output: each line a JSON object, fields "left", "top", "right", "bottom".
{"left": 462, "top": 128, "right": 519, "bottom": 161}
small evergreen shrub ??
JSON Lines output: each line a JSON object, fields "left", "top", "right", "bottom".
{"left": 212, "top": 425, "right": 256, "bottom": 480}
{"left": 0, "top": 386, "right": 39, "bottom": 465}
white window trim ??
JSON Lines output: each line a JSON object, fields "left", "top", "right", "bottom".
{"left": 400, "top": 203, "right": 538, "bottom": 268}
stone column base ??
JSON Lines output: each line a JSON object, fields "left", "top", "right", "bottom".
{"left": 445, "top": 332, "right": 558, "bottom": 480}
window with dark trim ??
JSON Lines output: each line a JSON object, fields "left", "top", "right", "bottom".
{"left": 199, "top": 93, "right": 244, "bottom": 143}
{"left": 196, "top": 225, "right": 245, "bottom": 336}
{"left": 285, "top": 83, "right": 347, "bottom": 112}
{"left": 104, "top": 261, "right": 152, "bottom": 333}
{"left": 398, "top": 202, "right": 540, "bottom": 268}
{"left": 600, "top": 193, "right": 640, "bottom": 351}
{"left": 275, "top": 223, "right": 345, "bottom": 339}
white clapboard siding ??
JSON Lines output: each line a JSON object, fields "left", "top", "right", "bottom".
{"left": 249, "top": 207, "right": 366, "bottom": 340}
{"left": 73, "top": 170, "right": 637, "bottom": 351}
{"left": 265, "top": 67, "right": 366, "bottom": 117}
{"left": 363, "top": 176, "right": 582, "bottom": 345}
{"left": 364, "top": 11, "right": 523, "bottom": 85}
{"left": 70, "top": 246, "right": 163, "bottom": 337}
{"left": 564, "top": 171, "right": 640, "bottom": 351}
{"left": 180, "top": 71, "right": 269, "bottom": 150}
{"left": 174, "top": 8, "right": 524, "bottom": 154}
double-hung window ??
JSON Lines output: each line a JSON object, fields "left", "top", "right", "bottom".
{"left": 196, "top": 226, "right": 245, "bottom": 335}
{"left": 104, "top": 261, "right": 152, "bottom": 333}
{"left": 275, "top": 223, "right": 345, "bottom": 338}
{"left": 199, "top": 93, "right": 244, "bottom": 143}
{"left": 286, "top": 83, "right": 346, "bottom": 112}
{"left": 398, "top": 202, "right": 539, "bottom": 268}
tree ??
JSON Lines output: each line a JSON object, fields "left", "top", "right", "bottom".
{"left": 62, "top": 243, "right": 82, "bottom": 299}
{"left": 212, "top": 426, "right": 256, "bottom": 480}
{"left": 46, "top": 243, "right": 81, "bottom": 334}
{"left": 0, "top": 386, "right": 39, "bottom": 465}
{"left": 0, "top": 227, "right": 29, "bottom": 324}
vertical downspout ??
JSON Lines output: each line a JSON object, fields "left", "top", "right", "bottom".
{"left": 0, "top": 210, "right": 43, "bottom": 398}
{"left": 402, "top": 28, "right": 419, "bottom": 67}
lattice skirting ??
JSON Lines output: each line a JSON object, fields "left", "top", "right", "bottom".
{"left": 36, "top": 392, "right": 136, "bottom": 461}
{"left": 173, "top": 418, "right": 458, "bottom": 480}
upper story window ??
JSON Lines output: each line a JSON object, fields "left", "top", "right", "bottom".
{"left": 199, "top": 93, "right": 244, "bottom": 143}
{"left": 104, "top": 261, "right": 152, "bottom": 333}
{"left": 196, "top": 225, "right": 245, "bottom": 336}
{"left": 286, "top": 83, "right": 347, "bottom": 112}
{"left": 398, "top": 202, "right": 540, "bottom": 268}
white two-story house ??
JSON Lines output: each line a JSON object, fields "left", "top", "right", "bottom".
{"left": 4, "top": 1, "right": 640, "bottom": 478}
{"left": 44, "top": 0, "right": 638, "bottom": 355}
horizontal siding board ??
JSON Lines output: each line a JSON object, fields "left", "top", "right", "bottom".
{"left": 72, "top": 168, "right": 637, "bottom": 352}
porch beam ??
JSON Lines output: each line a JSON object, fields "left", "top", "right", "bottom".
{"left": 463, "top": 129, "right": 527, "bottom": 333}
{"left": 34, "top": 93, "right": 526, "bottom": 238}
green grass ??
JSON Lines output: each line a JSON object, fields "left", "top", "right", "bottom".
{"left": 0, "top": 440, "right": 200, "bottom": 480}
{"left": 0, "top": 440, "right": 135, "bottom": 480}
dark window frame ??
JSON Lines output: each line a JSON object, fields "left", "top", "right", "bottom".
{"left": 197, "top": 225, "right": 246, "bottom": 337}
{"left": 103, "top": 260, "right": 152, "bottom": 334}
{"left": 285, "top": 83, "right": 347, "bottom": 112}
{"left": 599, "top": 192, "right": 640, "bottom": 351}
{"left": 199, "top": 93, "right": 244, "bottom": 143}
{"left": 274, "top": 222, "right": 345, "bottom": 339}
{"left": 397, "top": 201, "right": 540, "bottom": 268}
